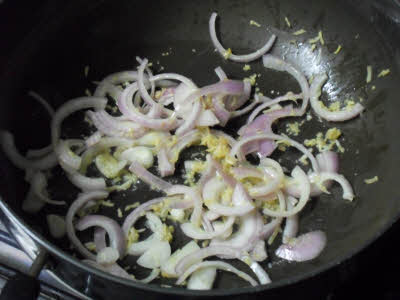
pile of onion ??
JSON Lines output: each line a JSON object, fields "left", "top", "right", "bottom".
{"left": 0, "top": 11, "right": 363, "bottom": 290}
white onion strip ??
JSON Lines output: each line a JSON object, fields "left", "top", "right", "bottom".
{"left": 51, "top": 97, "right": 107, "bottom": 149}
{"left": 176, "top": 261, "right": 258, "bottom": 286}
{"left": 76, "top": 215, "right": 126, "bottom": 257}
{"left": 231, "top": 133, "right": 319, "bottom": 172}
{"left": 209, "top": 12, "right": 276, "bottom": 63}
{"left": 262, "top": 166, "right": 310, "bottom": 218}
{"left": 248, "top": 93, "right": 302, "bottom": 124}
{"left": 129, "top": 161, "right": 173, "bottom": 192}
{"left": 312, "top": 172, "right": 355, "bottom": 201}
{"left": 310, "top": 73, "right": 364, "bottom": 122}
{"left": 31, "top": 171, "right": 66, "bottom": 205}
{"left": 66, "top": 191, "right": 109, "bottom": 260}
{"left": 122, "top": 197, "right": 166, "bottom": 236}
{"left": 262, "top": 55, "right": 309, "bottom": 115}
{"left": 0, "top": 130, "right": 57, "bottom": 170}
{"left": 181, "top": 216, "right": 235, "bottom": 240}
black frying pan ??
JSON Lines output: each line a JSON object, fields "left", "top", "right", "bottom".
{"left": 0, "top": 0, "right": 399, "bottom": 299}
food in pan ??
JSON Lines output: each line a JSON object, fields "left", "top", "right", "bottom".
{"left": 0, "top": 12, "right": 371, "bottom": 289}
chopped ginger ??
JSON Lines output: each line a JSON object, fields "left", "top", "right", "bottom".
{"left": 249, "top": 20, "right": 261, "bottom": 27}
{"left": 377, "top": 69, "right": 390, "bottom": 78}
{"left": 223, "top": 48, "right": 232, "bottom": 59}
{"left": 364, "top": 176, "right": 379, "bottom": 184}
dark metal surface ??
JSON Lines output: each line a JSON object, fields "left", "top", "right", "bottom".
{"left": 0, "top": 0, "right": 399, "bottom": 299}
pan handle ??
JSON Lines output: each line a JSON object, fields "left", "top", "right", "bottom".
{"left": 0, "top": 249, "right": 47, "bottom": 300}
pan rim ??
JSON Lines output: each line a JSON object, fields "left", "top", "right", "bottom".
{"left": 1, "top": 195, "right": 399, "bottom": 297}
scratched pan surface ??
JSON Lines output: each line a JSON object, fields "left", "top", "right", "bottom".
{"left": 0, "top": 0, "right": 399, "bottom": 298}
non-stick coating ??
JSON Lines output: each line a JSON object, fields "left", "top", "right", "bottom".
{"left": 0, "top": 0, "right": 399, "bottom": 297}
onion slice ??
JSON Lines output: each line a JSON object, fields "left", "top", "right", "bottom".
{"left": 51, "top": 97, "right": 107, "bottom": 149}
{"left": 276, "top": 230, "right": 327, "bottom": 262}
{"left": 310, "top": 73, "right": 364, "bottom": 121}
{"left": 129, "top": 161, "right": 173, "bottom": 192}
{"left": 209, "top": 12, "right": 276, "bottom": 63}
{"left": 262, "top": 55, "right": 309, "bottom": 115}
{"left": 176, "top": 261, "right": 258, "bottom": 286}
{"left": 66, "top": 191, "right": 109, "bottom": 260}
{"left": 0, "top": 130, "right": 57, "bottom": 170}
{"left": 76, "top": 215, "right": 126, "bottom": 258}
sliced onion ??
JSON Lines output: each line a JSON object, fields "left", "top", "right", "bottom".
{"left": 161, "top": 240, "right": 200, "bottom": 278}
{"left": 249, "top": 158, "right": 284, "bottom": 197}
{"left": 157, "top": 147, "right": 175, "bottom": 177}
{"left": 310, "top": 73, "right": 364, "bottom": 121}
{"left": 168, "top": 129, "right": 201, "bottom": 163}
{"left": 282, "top": 196, "right": 299, "bottom": 244}
{"left": 26, "top": 145, "right": 53, "bottom": 159}
{"left": 187, "top": 266, "right": 217, "bottom": 290}
{"left": 76, "top": 215, "right": 126, "bottom": 258}
{"left": 212, "top": 97, "right": 231, "bottom": 126}
{"left": 46, "top": 214, "right": 66, "bottom": 239}
{"left": 88, "top": 110, "right": 147, "bottom": 139}
{"left": 231, "top": 133, "right": 319, "bottom": 172}
{"left": 136, "top": 57, "right": 156, "bottom": 103}
{"left": 247, "top": 258, "right": 271, "bottom": 284}
{"left": 176, "top": 99, "right": 202, "bottom": 136}
{"left": 94, "top": 71, "right": 140, "bottom": 97}
{"left": 249, "top": 240, "right": 267, "bottom": 262}
{"left": 259, "top": 217, "right": 282, "bottom": 239}
{"left": 204, "top": 210, "right": 220, "bottom": 222}
{"left": 247, "top": 93, "right": 302, "bottom": 124}
{"left": 262, "top": 166, "right": 310, "bottom": 217}
{"left": 137, "top": 240, "right": 171, "bottom": 269}
{"left": 80, "top": 137, "right": 135, "bottom": 173}
{"left": 129, "top": 161, "right": 173, "bottom": 192}
{"left": 263, "top": 55, "right": 309, "bottom": 115}
{"left": 136, "top": 56, "right": 156, "bottom": 97}
{"left": 128, "top": 233, "right": 159, "bottom": 256}
{"left": 120, "top": 146, "right": 153, "bottom": 169}
{"left": 122, "top": 197, "right": 166, "bottom": 236}
{"left": 167, "top": 185, "right": 203, "bottom": 226}
{"left": 230, "top": 99, "right": 261, "bottom": 118}
{"left": 117, "top": 82, "right": 177, "bottom": 131}
{"left": 66, "top": 171, "right": 106, "bottom": 192}
{"left": 66, "top": 191, "right": 109, "bottom": 260}
{"left": 196, "top": 109, "right": 220, "bottom": 127}
{"left": 96, "top": 247, "right": 120, "bottom": 265}
{"left": 22, "top": 186, "right": 46, "bottom": 213}
{"left": 28, "top": 91, "right": 55, "bottom": 116}
{"left": 94, "top": 227, "right": 107, "bottom": 252}
{"left": 55, "top": 139, "right": 84, "bottom": 172}
{"left": 214, "top": 66, "right": 227, "bottom": 81}
{"left": 231, "top": 166, "right": 264, "bottom": 180}
{"left": 51, "top": 97, "right": 107, "bottom": 149}
{"left": 82, "top": 259, "right": 132, "bottom": 280}
{"left": 177, "top": 261, "right": 258, "bottom": 286}
{"left": 210, "top": 212, "right": 258, "bottom": 252}
{"left": 175, "top": 245, "right": 244, "bottom": 275}
{"left": 85, "top": 131, "right": 103, "bottom": 147}
{"left": 276, "top": 230, "right": 327, "bottom": 262}
{"left": 230, "top": 80, "right": 252, "bottom": 111}
{"left": 31, "top": 171, "right": 66, "bottom": 205}
{"left": 208, "top": 183, "right": 254, "bottom": 216}
{"left": 285, "top": 151, "right": 339, "bottom": 197}
{"left": 0, "top": 130, "right": 57, "bottom": 170}
{"left": 180, "top": 216, "right": 235, "bottom": 240}
{"left": 138, "top": 268, "right": 160, "bottom": 284}
{"left": 209, "top": 12, "right": 276, "bottom": 63}
{"left": 311, "top": 172, "right": 355, "bottom": 201}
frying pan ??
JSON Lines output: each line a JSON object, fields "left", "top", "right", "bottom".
{"left": 0, "top": 0, "right": 399, "bottom": 299}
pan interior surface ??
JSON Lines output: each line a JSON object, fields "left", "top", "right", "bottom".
{"left": 0, "top": 0, "right": 399, "bottom": 294}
